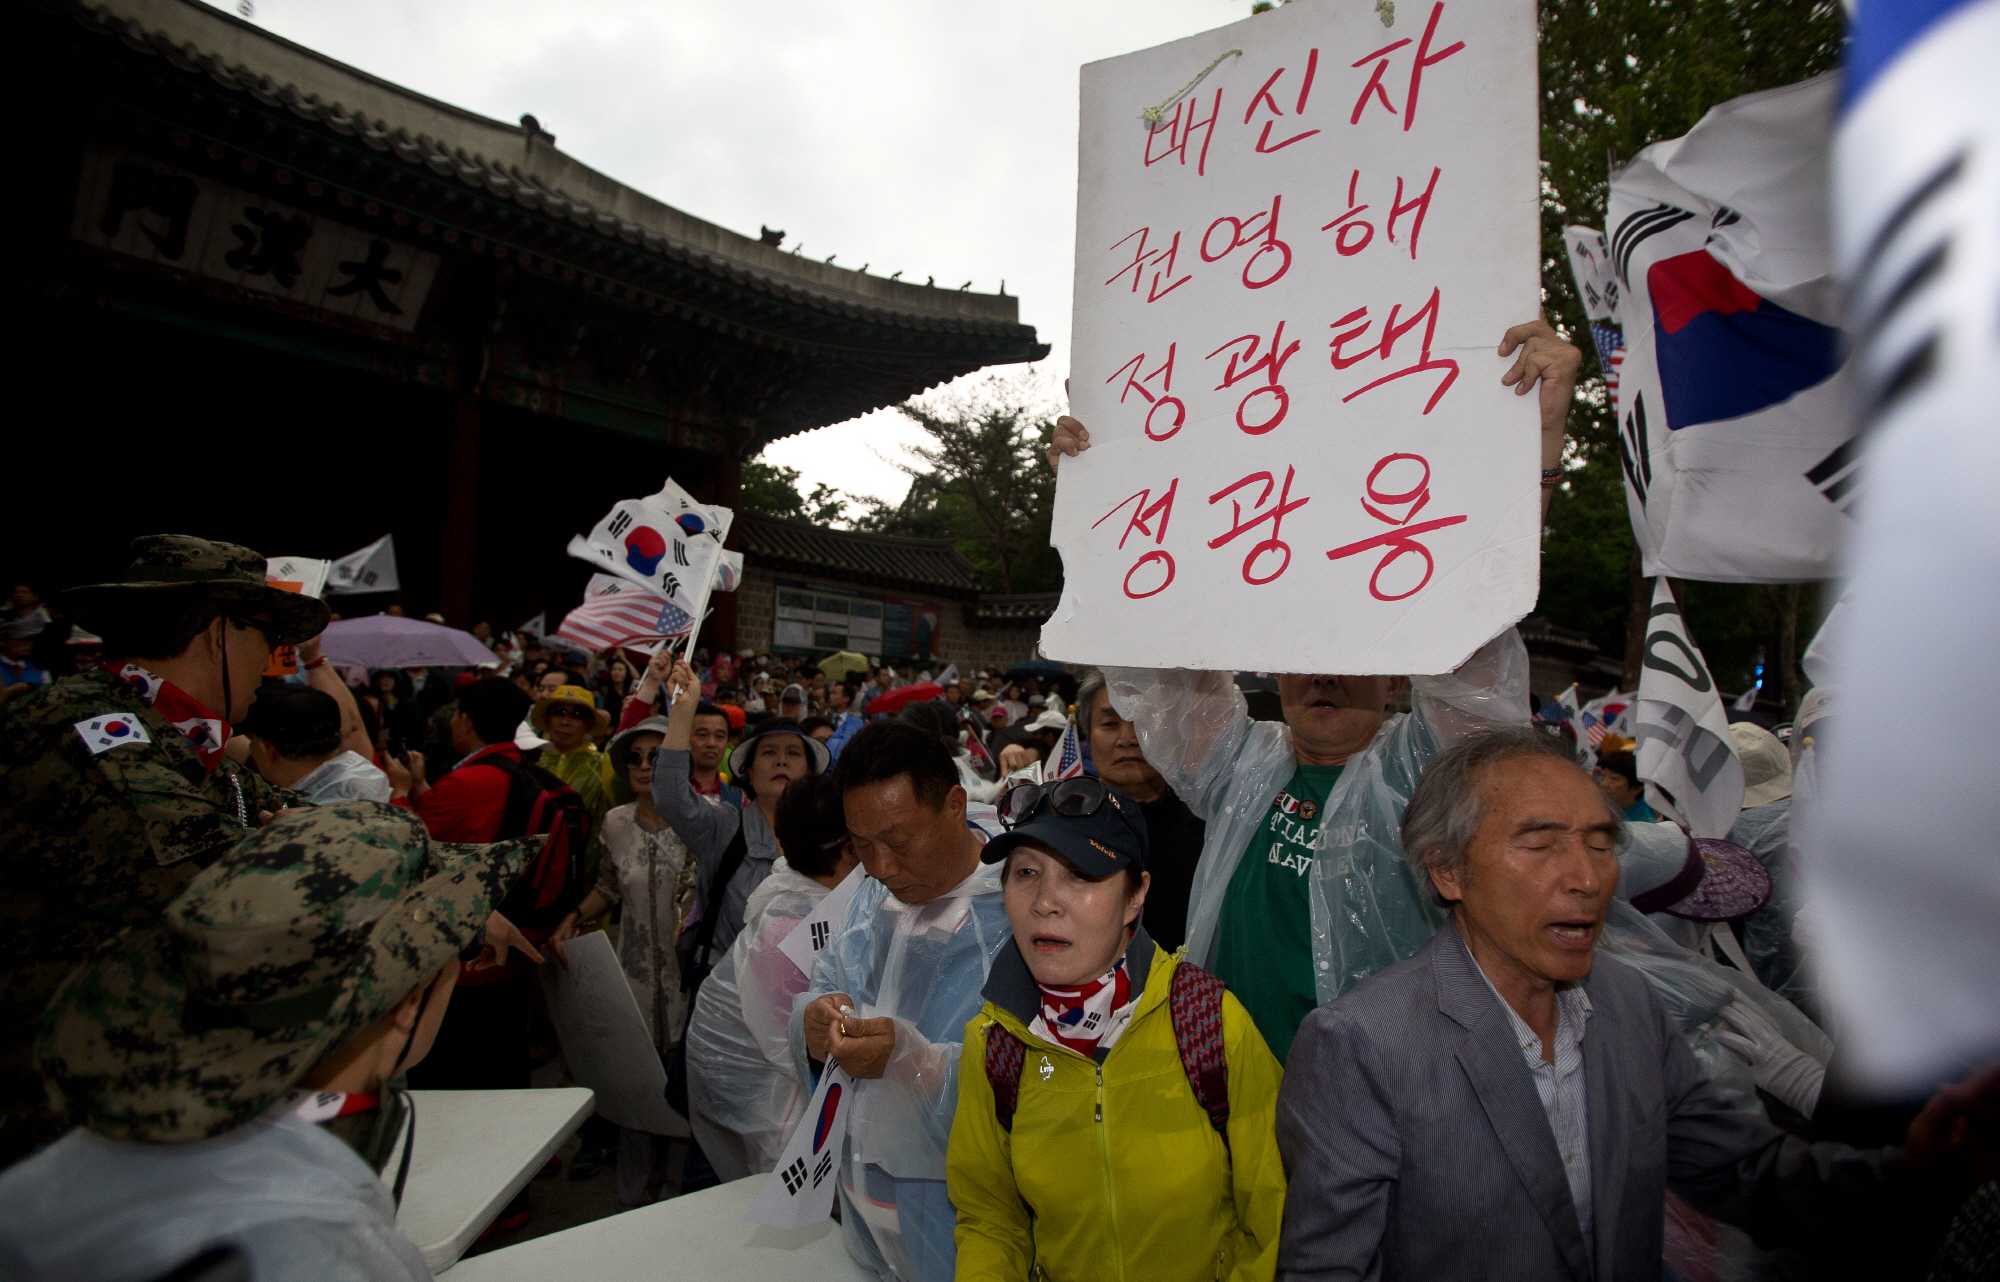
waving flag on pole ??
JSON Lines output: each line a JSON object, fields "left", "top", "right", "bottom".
{"left": 1606, "top": 73, "right": 1857, "bottom": 583}
{"left": 1579, "top": 690, "right": 1632, "bottom": 752}
{"left": 325, "top": 535, "right": 400, "bottom": 595}
{"left": 566, "top": 478, "right": 738, "bottom": 656}
{"left": 1051, "top": 717, "right": 1086, "bottom": 780}
{"left": 1632, "top": 579, "right": 1743, "bottom": 837}
{"left": 557, "top": 575, "right": 673, "bottom": 655}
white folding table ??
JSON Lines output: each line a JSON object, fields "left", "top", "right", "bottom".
{"left": 387, "top": 1087, "right": 594, "bottom": 1274}
{"left": 446, "top": 1173, "right": 871, "bottom": 1282}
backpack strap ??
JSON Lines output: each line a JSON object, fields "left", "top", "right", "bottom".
{"left": 1168, "top": 962, "right": 1231, "bottom": 1147}
{"left": 984, "top": 1022, "right": 1027, "bottom": 1133}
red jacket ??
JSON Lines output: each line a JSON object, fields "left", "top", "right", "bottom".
{"left": 414, "top": 743, "right": 521, "bottom": 842}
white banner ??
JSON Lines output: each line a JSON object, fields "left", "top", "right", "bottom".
{"left": 777, "top": 866, "right": 864, "bottom": 979}
{"left": 1632, "top": 579, "right": 1743, "bottom": 837}
{"left": 325, "top": 534, "right": 399, "bottom": 595}
{"left": 745, "top": 1063, "right": 853, "bottom": 1229}
{"left": 1607, "top": 73, "right": 1857, "bottom": 583}
{"left": 1042, "top": 0, "right": 1541, "bottom": 675}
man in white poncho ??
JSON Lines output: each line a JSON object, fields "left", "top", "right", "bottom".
{"left": 790, "top": 721, "right": 1008, "bottom": 1282}
{"left": 1050, "top": 318, "right": 1581, "bottom": 1064}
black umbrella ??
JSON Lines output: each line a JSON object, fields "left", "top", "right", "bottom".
{"left": 1005, "top": 658, "right": 1069, "bottom": 681}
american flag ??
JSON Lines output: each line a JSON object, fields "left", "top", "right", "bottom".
{"left": 1589, "top": 323, "right": 1626, "bottom": 402}
{"left": 558, "top": 578, "right": 672, "bottom": 653}
{"left": 1051, "top": 717, "right": 1086, "bottom": 780}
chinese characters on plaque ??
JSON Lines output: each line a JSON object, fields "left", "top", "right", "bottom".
{"left": 1045, "top": 0, "right": 1541, "bottom": 675}
{"left": 71, "top": 146, "right": 439, "bottom": 332}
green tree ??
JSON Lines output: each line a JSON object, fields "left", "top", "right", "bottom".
{"left": 740, "top": 459, "right": 849, "bottom": 525}
{"left": 854, "top": 371, "right": 1063, "bottom": 594}
{"left": 1537, "top": 0, "right": 1843, "bottom": 701}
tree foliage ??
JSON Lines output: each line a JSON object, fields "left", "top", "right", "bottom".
{"left": 1537, "top": 0, "right": 1844, "bottom": 695}
{"left": 852, "top": 371, "right": 1063, "bottom": 594}
{"left": 740, "top": 460, "right": 849, "bottom": 525}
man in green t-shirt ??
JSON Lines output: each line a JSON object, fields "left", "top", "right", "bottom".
{"left": 1209, "top": 675, "right": 1405, "bottom": 1063}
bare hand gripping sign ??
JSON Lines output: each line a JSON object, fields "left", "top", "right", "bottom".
{"left": 1044, "top": 0, "right": 1541, "bottom": 675}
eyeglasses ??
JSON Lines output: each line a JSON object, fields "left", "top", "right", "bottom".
{"left": 630, "top": 747, "right": 660, "bottom": 766}
{"left": 998, "top": 776, "right": 1141, "bottom": 845}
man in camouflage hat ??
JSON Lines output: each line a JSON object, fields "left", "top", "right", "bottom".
{"left": 0, "top": 803, "right": 537, "bottom": 1281}
{"left": 0, "top": 533, "right": 330, "bottom": 1161}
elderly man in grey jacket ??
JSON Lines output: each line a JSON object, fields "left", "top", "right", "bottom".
{"left": 1275, "top": 725, "right": 1993, "bottom": 1281}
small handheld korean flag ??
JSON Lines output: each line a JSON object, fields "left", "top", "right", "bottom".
{"left": 1633, "top": 579, "right": 1744, "bottom": 837}
{"left": 745, "top": 1062, "right": 853, "bottom": 1228}
{"left": 777, "top": 865, "right": 864, "bottom": 978}
{"left": 567, "top": 500, "right": 722, "bottom": 613}
{"left": 325, "top": 535, "right": 400, "bottom": 595}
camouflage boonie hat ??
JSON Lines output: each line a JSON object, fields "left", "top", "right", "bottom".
{"left": 62, "top": 534, "right": 330, "bottom": 647}
{"left": 37, "top": 803, "right": 534, "bottom": 1143}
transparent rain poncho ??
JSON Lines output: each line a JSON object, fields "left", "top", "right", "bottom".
{"left": 788, "top": 862, "right": 1010, "bottom": 1282}
{"left": 1105, "top": 627, "right": 1530, "bottom": 1004}
{"left": 685, "top": 860, "right": 828, "bottom": 1181}
{"left": 1726, "top": 799, "right": 1812, "bottom": 1013}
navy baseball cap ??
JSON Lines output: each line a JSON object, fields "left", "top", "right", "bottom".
{"left": 982, "top": 778, "right": 1150, "bottom": 877}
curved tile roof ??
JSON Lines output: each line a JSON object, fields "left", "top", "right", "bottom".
{"left": 736, "top": 513, "right": 984, "bottom": 595}
{"left": 70, "top": 0, "right": 1042, "bottom": 346}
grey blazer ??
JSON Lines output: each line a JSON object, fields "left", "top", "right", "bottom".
{"left": 1275, "top": 917, "right": 1901, "bottom": 1281}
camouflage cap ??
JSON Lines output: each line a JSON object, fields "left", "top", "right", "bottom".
{"left": 37, "top": 803, "right": 535, "bottom": 1143}
{"left": 62, "top": 534, "right": 330, "bottom": 647}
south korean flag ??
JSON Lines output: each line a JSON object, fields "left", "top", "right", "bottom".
{"left": 746, "top": 1063, "right": 853, "bottom": 1229}
{"left": 75, "top": 713, "right": 152, "bottom": 755}
{"left": 777, "top": 865, "right": 864, "bottom": 979}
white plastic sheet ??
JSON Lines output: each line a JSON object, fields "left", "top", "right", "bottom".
{"left": 1045, "top": 0, "right": 1541, "bottom": 676}
{"left": 540, "top": 932, "right": 689, "bottom": 1137}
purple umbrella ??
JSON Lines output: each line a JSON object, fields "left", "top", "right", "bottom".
{"left": 319, "top": 615, "right": 497, "bottom": 669}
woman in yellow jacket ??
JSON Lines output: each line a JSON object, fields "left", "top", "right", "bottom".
{"left": 947, "top": 777, "right": 1287, "bottom": 1282}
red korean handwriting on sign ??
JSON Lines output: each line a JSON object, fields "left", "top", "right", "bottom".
{"left": 1325, "top": 453, "right": 1466, "bottom": 600}
{"left": 1106, "top": 345, "right": 1186, "bottom": 441}
{"left": 1349, "top": 2, "right": 1465, "bottom": 131}
{"left": 1201, "top": 194, "right": 1292, "bottom": 289}
{"left": 1106, "top": 227, "right": 1192, "bottom": 303}
{"left": 1320, "top": 167, "right": 1442, "bottom": 259}
{"left": 1209, "top": 466, "right": 1310, "bottom": 585}
{"left": 1095, "top": 481, "right": 1181, "bottom": 598}
{"left": 1207, "top": 321, "right": 1302, "bottom": 435}
{"left": 1327, "top": 286, "right": 1460, "bottom": 413}
{"left": 1144, "top": 88, "right": 1223, "bottom": 176}
{"left": 1243, "top": 49, "right": 1321, "bottom": 153}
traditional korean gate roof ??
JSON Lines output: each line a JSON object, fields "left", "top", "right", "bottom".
{"left": 37, "top": 0, "right": 1048, "bottom": 454}
{"left": 736, "top": 513, "right": 985, "bottom": 596}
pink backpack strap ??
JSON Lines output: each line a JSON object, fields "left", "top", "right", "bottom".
{"left": 984, "top": 1022, "right": 1026, "bottom": 1132}
{"left": 1168, "top": 962, "right": 1231, "bottom": 1147}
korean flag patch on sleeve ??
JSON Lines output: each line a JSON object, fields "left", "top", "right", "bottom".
{"left": 75, "top": 713, "right": 152, "bottom": 755}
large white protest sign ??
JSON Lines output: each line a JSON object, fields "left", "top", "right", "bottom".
{"left": 538, "top": 931, "right": 689, "bottom": 1137}
{"left": 1607, "top": 73, "right": 1857, "bottom": 584}
{"left": 1042, "top": 0, "right": 1540, "bottom": 675}
{"left": 777, "top": 866, "right": 864, "bottom": 979}
{"left": 1632, "top": 579, "right": 1743, "bottom": 838}
{"left": 326, "top": 534, "right": 399, "bottom": 595}
{"left": 745, "top": 1062, "right": 853, "bottom": 1229}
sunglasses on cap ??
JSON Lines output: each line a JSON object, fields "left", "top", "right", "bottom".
{"left": 999, "top": 776, "right": 1142, "bottom": 843}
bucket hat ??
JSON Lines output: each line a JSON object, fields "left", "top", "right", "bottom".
{"left": 727, "top": 716, "right": 830, "bottom": 779}
{"left": 36, "top": 804, "right": 534, "bottom": 1143}
{"left": 608, "top": 715, "right": 674, "bottom": 774}
{"left": 530, "top": 684, "right": 611, "bottom": 737}
{"left": 1730, "top": 721, "right": 1793, "bottom": 809}
{"left": 61, "top": 534, "right": 330, "bottom": 647}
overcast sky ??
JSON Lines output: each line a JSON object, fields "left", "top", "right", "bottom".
{"left": 242, "top": 0, "right": 1244, "bottom": 511}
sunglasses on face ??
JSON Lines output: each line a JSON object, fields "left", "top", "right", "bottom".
{"left": 545, "top": 706, "right": 591, "bottom": 721}
{"left": 630, "top": 747, "right": 660, "bottom": 766}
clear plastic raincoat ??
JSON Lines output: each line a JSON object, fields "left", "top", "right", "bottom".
{"left": 686, "top": 860, "right": 828, "bottom": 1181}
{"left": 1727, "top": 799, "right": 1811, "bottom": 1011}
{"left": 788, "top": 862, "right": 1011, "bottom": 1282}
{"left": 1104, "top": 628, "right": 1530, "bottom": 1004}
{"left": 0, "top": 1109, "right": 429, "bottom": 1281}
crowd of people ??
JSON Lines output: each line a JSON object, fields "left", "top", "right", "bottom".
{"left": 0, "top": 314, "right": 1995, "bottom": 1282}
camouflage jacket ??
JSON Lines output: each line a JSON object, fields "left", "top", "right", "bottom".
{"left": 0, "top": 670, "right": 284, "bottom": 1047}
